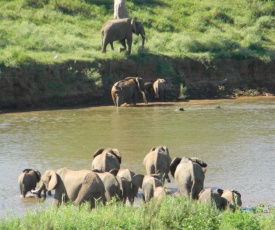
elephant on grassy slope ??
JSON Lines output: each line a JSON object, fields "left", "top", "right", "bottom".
{"left": 153, "top": 78, "right": 167, "bottom": 101}
{"left": 111, "top": 77, "right": 148, "bottom": 107}
{"left": 18, "top": 169, "right": 41, "bottom": 198}
{"left": 93, "top": 170, "right": 122, "bottom": 202}
{"left": 170, "top": 157, "right": 207, "bottom": 200}
{"left": 33, "top": 168, "right": 106, "bottom": 208}
{"left": 143, "top": 146, "right": 171, "bottom": 183}
{"left": 101, "top": 18, "right": 145, "bottom": 54}
{"left": 92, "top": 148, "right": 122, "bottom": 172}
{"left": 116, "top": 168, "right": 141, "bottom": 204}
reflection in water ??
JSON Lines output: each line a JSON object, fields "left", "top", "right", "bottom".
{"left": 0, "top": 97, "right": 275, "bottom": 218}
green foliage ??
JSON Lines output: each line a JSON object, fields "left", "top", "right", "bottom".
{"left": 1, "top": 196, "right": 274, "bottom": 229}
{"left": 0, "top": 0, "right": 274, "bottom": 66}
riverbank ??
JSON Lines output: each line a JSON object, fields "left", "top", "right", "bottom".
{"left": 0, "top": 58, "right": 274, "bottom": 112}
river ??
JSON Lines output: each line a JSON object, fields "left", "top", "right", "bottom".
{"left": 0, "top": 97, "right": 274, "bottom": 218}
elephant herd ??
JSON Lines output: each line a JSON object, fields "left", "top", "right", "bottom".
{"left": 18, "top": 146, "right": 242, "bottom": 211}
{"left": 111, "top": 77, "right": 168, "bottom": 107}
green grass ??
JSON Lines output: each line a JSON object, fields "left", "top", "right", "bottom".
{"left": 1, "top": 196, "right": 274, "bottom": 229}
{"left": 0, "top": 0, "right": 274, "bottom": 67}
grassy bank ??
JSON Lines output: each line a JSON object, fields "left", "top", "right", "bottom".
{"left": 0, "top": 0, "right": 274, "bottom": 67}
{"left": 1, "top": 196, "right": 275, "bottom": 229}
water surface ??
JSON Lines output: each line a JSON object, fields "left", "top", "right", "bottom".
{"left": 0, "top": 97, "right": 274, "bottom": 218}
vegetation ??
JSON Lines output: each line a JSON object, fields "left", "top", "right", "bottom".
{"left": 1, "top": 196, "right": 275, "bottom": 229}
{"left": 0, "top": 0, "right": 274, "bottom": 67}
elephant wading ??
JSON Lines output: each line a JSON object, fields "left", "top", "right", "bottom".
{"left": 116, "top": 168, "right": 141, "bottom": 204}
{"left": 143, "top": 146, "right": 171, "bottom": 183}
{"left": 111, "top": 77, "right": 148, "bottom": 107}
{"left": 33, "top": 168, "right": 106, "bottom": 208}
{"left": 170, "top": 157, "right": 207, "bottom": 200}
{"left": 18, "top": 169, "right": 41, "bottom": 198}
{"left": 93, "top": 170, "right": 122, "bottom": 202}
{"left": 101, "top": 18, "right": 145, "bottom": 54}
{"left": 92, "top": 148, "right": 122, "bottom": 172}
{"left": 153, "top": 78, "right": 167, "bottom": 101}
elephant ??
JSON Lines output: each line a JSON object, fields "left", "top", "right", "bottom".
{"left": 170, "top": 157, "right": 207, "bottom": 200}
{"left": 18, "top": 169, "right": 41, "bottom": 198}
{"left": 220, "top": 189, "right": 242, "bottom": 211}
{"left": 132, "top": 174, "right": 166, "bottom": 202}
{"left": 144, "top": 81, "right": 155, "bottom": 101}
{"left": 32, "top": 168, "right": 106, "bottom": 208}
{"left": 93, "top": 170, "right": 122, "bottom": 202}
{"left": 101, "top": 18, "right": 145, "bottom": 54}
{"left": 153, "top": 78, "right": 167, "bottom": 101}
{"left": 116, "top": 168, "right": 141, "bottom": 204}
{"left": 114, "top": 0, "right": 129, "bottom": 19}
{"left": 143, "top": 146, "right": 171, "bottom": 184}
{"left": 111, "top": 77, "right": 148, "bottom": 107}
{"left": 92, "top": 148, "right": 122, "bottom": 172}
{"left": 198, "top": 188, "right": 224, "bottom": 210}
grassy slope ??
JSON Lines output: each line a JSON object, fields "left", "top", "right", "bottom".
{"left": 0, "top": 0, "right": 274, "bottom": 67}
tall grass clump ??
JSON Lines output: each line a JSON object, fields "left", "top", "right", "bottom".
{"left": 1, "top": 196, "right": 275, "bottom": 229}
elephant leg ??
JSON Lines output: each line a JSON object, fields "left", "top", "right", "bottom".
{"left": 119, "top": 39, "right": 126, "bottom": 53}
{"left": 110, "top": 42, "right": 114, "bottom": 51}
{"left": 126, "top": 38, "right": 132, "bottom": 54}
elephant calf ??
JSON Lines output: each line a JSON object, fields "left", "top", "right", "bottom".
{"left": 18, "top": 169, "right": 41, "bottom": 198}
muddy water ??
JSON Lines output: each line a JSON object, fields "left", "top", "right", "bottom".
{"left": 0, "top": 97, "right": 275, "bottom": 218}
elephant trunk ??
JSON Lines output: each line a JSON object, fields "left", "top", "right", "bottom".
{"left": 31, "top": 183, "right": 46, "bottom": 199}
{"left": 141, "top": 34, "right": 145, "bottom": 48}
{"left": 141, "top": 91, "right": 148, "bottom": 104}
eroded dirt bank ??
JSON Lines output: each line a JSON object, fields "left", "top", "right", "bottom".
{"left": 0, "top": 57, "right": 274, "bottom": 111}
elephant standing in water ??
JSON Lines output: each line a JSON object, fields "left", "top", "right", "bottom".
{"left": 198, "top": 188, "right": 242, "bottom": 211}
{"left": 92, "top": 148, "right": 122, "bottom": 172}
{"left": 170, "top": 157, "right": 207, "bottom": 199}
{"left": 18, "top": 169, "right": 41, "bottom": 198}
{"left": 111, "top": 77, "right": 148, "bottom": 107}
{"left": 153, "top": 78, "right": 167, "bottom": 101}
{"left": 114, "top": 0, "right": 129, "bottom": 19}
{"left": 101, "top": 18, "right": 145, "bottom": 54}
{"left": 33, "top": 168, "right": 106, "bottom": 208}
{"left": 143, "top": 146, "right": 171, "bottom": 183}
{"left": 116, "top": 168, "right": 142, "bottom": 204}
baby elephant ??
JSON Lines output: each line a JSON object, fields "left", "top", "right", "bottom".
{"left": 198, "top": 188, "right": 242, "bottom": 211}
{"left": 18, "top": 169, "right": 41, "bottom": 198}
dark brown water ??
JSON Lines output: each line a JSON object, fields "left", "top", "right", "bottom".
{"left": 1, "top": 97, "right": 275, "bottom": 218}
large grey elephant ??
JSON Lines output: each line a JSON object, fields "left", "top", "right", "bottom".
{"left": 111, "top": 77, "right": 148, "bottom": 107}
{"left": 92, "top": 148, "right": 122, "bottom": 172}
{"left": 101, "top": 18, "right": 145, "bottom": 54}
{"left": 143, "top": 146, "right": 171, "bottom": 183}
{"left": 116, "top": 168, "right": 141, "bottom": 204}
{"left": 114, "top": 0, "right": 129, "bottom": 19}
{"left": 18, "top": 169, "right": 41, "bottom": 198}
{"left": 93, "top": 170, "right": 122, "bottom": 202}
{"left": 33, "top": 168, "right": 106, "bottom": 208}
{"left": 153, "top": 78, "right": 167, "bottom": 101}
{"left": 170, "top": 157, "right": 207, "bottom": 200}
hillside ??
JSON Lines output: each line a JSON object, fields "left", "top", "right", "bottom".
{"left": 0, "top": 0, "right": 274, "bottom": 110}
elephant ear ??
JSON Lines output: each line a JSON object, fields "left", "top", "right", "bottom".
{"left": 170, "top": 157, "right": 182, "bottom": 178}
{"left": 216, "top": 188, "right": 224, "bottom": 196}
{"left": 109, "top": 168, "right": 119, "bottom": 176}
{"left": 44, "top": 170, "right": 58, "bottom": 191}
{"left": 132, "top": 174, "right": 144, "bottom": 189}
{"left": 34, "top": 170, "right": 41, "bottom": 181}
{"left": 150, "top": 147, "right": 156, "bottom": 152}
{"left": 131, "top": 19, "right": 137, "bottom": 34}
{"left": 93, "top": 148, "right": 105, "bottom": 158}
{"left": 110, "top": 149, "right": 122, "bottom": 164}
